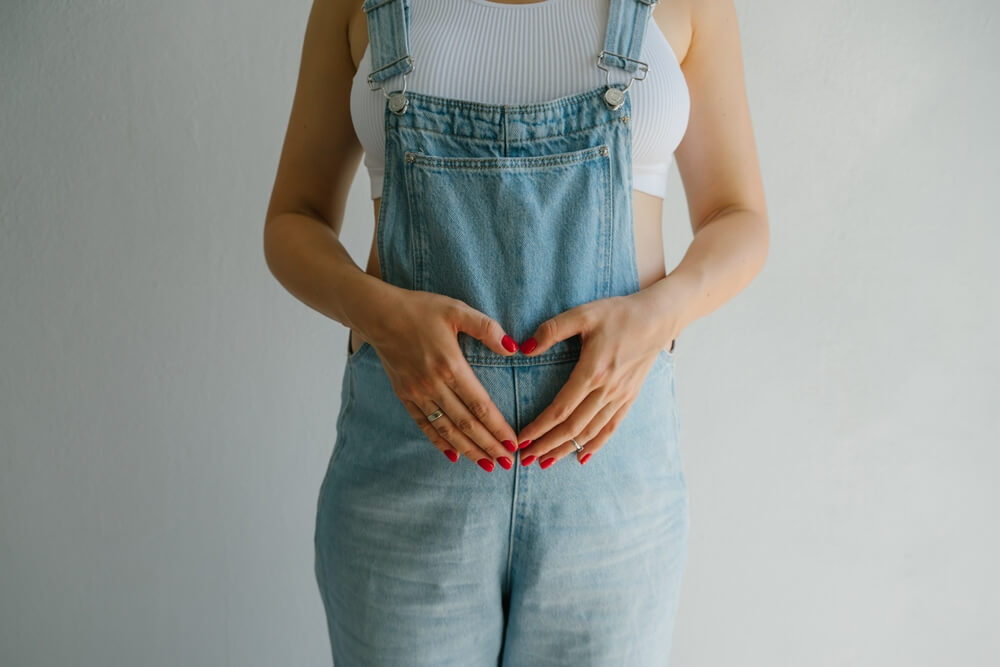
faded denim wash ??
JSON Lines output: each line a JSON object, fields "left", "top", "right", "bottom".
{"left": 315, "top": 0, "right": 689, "bottom": 664}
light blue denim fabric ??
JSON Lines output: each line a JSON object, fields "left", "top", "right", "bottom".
{"left": 315, "top": 1, "right": 689, "bottom": 664}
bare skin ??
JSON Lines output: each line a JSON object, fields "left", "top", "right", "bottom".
{"left": 264, "top": 0, "right": 768, "bottom": 471}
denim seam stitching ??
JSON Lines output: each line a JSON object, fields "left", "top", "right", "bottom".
{"left": 406, "top": 147, "right": 608, "bottom": 171}
{"left": 377, "top": 105, "right": 394, "bottom": 287}
{"left": 602, "top": 151, "right": 613, "bottom": 299}
{"left": 466, "top": 353, "right": 582, "bottom": 368}
{"left": 403, "top": 164, "right": 424, "bottom": 293}
{"left": 504, "top": 368, "right": 519, "bottom": 597}
{"left": 399, "top": 85, "right": 615, "bottom": 113}
{"left": 390, "top": 120, "right": 620, "bottom": 144}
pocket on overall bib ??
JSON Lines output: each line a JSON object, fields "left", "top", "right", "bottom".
{"left": 403, "top": 144, "right": 613, "bottom": 341}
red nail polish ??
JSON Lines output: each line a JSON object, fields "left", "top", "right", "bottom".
{"left": 502, "top": 440, "right": 517, "bottom": 452}
{"left": 579, "top": 452, "right": 592, "bottom": 465}
{"left": 521, "top": 455, "right": 536, "bottom": 466}
{"left": 501, "top": 335, "right": 518, "bottom": 353}
{"left": 539, "top": 457, "right": 556, "bottom": 469}
{"left": 497, "top": 456, "right": 512, "bottom": 470}
{"left": 477, "top": 458, "right": 495, "bottom": 472}
{"left": 444, "top": 449, "right": 459, "bottom": 463}
{"left": 521, "top": 337, "right": 537, "bottom": 354}
{"left": 517, "top": 439, "right": 532, "bottom": 449}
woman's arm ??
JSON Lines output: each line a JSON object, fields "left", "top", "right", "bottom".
{"left": 263, "top": 0, "right": 522, "bottom": 469}
{"left": 263, "top": 0, "right": 393, "bottom": 338}
{"left": 511, "top": 0, "right": 770, "bottom": 464}
{"left": 643, "top": 0, "right": 770, "bottom": 343}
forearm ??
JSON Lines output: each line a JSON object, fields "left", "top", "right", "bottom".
{"left": 638, "top": 206, "right": 770, "bottom": 345}
{"left": 263, "top": 212, "right": 398, "bottom": 338}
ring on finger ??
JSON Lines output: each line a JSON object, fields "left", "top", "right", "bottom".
{"left": 426, "top": 408, "right": 445, "bottom": 423}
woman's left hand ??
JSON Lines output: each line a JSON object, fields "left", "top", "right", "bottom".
{"left": 514, "top": 291, "right": 679, "bottom": 468}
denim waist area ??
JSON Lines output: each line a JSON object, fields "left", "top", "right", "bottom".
{"left": 460, "top": 334, "right": 583, "bottom": 368}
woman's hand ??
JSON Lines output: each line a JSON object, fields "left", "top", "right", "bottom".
{"left": 514, "top": 291, "right": 679, "bottom": 468}
{"left": 361, "top": 287, "right": 522, "bottom": 472}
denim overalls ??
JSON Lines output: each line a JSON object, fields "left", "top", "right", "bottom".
{"left": 315, "top": 1, "right": 689, "bottom": 664}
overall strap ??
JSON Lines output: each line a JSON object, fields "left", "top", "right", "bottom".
{"left": 600, "top": 0, "right": 660, "bottom": 73}
{"left": 598, "top": 0, "right": 659, "bottom": 108}
{"left": 362, "top": 0, "right": 658, "bottom": 112}
{"left": 362, "top": 0, "right": 413, "bottom": 89}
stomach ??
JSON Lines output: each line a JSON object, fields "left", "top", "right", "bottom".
{"left": 348, "top": 189, "right": 668, "bottom": 355}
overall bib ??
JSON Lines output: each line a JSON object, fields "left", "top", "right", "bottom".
{"left": 315, "top": 1, "right": 689, "bottom": 664}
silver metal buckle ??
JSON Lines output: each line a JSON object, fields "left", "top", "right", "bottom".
{"left": 368, "top": 56, "right": 413, "bottom": 116}
{"left": 367, "top": 55, "right": 414, "bottom": 115}
{"left": 366, "top": 54, "right": 414, "bottom": 91}
{"left": 596, "top": 50, "right": 650, "bottom": 87}
{"left": 596, "top": 50, "right": 650, "bottom": 110}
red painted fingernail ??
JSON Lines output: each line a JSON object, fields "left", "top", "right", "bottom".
{"left": 502, "top": 440, "right": 517, "bottom": 452}
{"left": 517, "top": 439, "right": 532, "bottom": 449}
{"left": 444, "top": 449, "right": 459, "bottom": 463}
{"left": 501, "top": 335, "right": 518, "bottom": 353}
{"left": 521, "top": 454, "right": 536, "bottom": 466}
{"left": 477, "top": 458, "right": 495, "bottom": 472}
{"left": 521, "top": 337, "right": 537, "bottom": 354}
{"left": 539, "top": 457, "right": 556, "bottom": 469}
{"left": 579, "top": 453, "right": 592, "bottom": 465}
{"left": 497, "top": 456, "right": 512, "bottom": 470}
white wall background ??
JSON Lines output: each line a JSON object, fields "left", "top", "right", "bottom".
{"left": 1, "top": 1, "right": 997, "bottom": 665}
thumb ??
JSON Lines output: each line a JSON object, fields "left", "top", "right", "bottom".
{"left": 453, "top": 305, "right": 519, "bottom": 356}
{"left": 521, "top": 305, "right": 590, "bottom": 356}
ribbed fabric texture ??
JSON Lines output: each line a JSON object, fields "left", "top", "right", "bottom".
{"left": 350, "top": 0, "right": 690, "bottom": 199}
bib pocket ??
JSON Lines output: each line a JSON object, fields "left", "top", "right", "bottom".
{"left": 402, "top": 144, "right": 613, "bottom": 343}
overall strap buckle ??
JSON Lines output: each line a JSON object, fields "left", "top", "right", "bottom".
{"left": 362, "top": 0, "right": 414, "bottom": 115}
{"left": 367, "top": 55, "right": 414, "bottom": 115}
{"left": 596, "top": 50, "right": 649, "bottom": 110}
{"left": 598, "top": 0, "right": 660, "bottom": 110}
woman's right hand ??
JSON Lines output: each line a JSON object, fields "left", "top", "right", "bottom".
{"left": 353, "top": 287, "right": 522, "bottom": 472}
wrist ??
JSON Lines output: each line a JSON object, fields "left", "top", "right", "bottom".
{"left": 341, "top": 271, "right": 404, "bottom": 343}
{"left": 636, "top": 268, "right": 703, "bottom": 348}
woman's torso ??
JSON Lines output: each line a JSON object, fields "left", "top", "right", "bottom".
{"left": 346, "top": 0, "right": 694, "bottom": 354}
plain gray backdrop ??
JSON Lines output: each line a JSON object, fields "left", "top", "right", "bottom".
{"left": 2, "top": 1, "right": 997, "bottom": 665}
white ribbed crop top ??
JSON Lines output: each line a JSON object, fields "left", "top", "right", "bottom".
{"left": 350, "top": 0, "right": 690, "bottom": 200}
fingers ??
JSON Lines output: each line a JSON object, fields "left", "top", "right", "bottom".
{"left": 398, "top": 360, "right": 518, "bottom": 472}
{"left": 391, "top": 297, "right": 651, "bottom": 472}
{"left": 401, "top": 400, "right": 462, "bottom": 464}
{"left": 452, "top": 303, "right": 520, "bottom": 355}
{"left": 574, "top": 398, "right": 636, "bottom": 462}
{"left": 518, "top": 304, "right": 591, "bottom": 357}
{"left": 404, "top": 398, "right": 503, "bottom": 470}
{"left": 422, "top": 382, "right": 515, "bottom": 469}
{"left": 516, "top": 356, "right": 602, "bottom": 446}
{"left": 525, "top": 395, "right": 637, "bottom": 469}
{"left": 385, "top": 299, "right": 522, "bottom": 471}
{"left": 519, "top": 387, "right": 615, "bottom": 466}
{"left": 443, "top": 361, "right": 520, "bottom": 458}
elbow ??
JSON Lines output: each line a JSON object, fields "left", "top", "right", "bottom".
{"left": 262, "top": 212, "right": 293, "bottom": 282}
